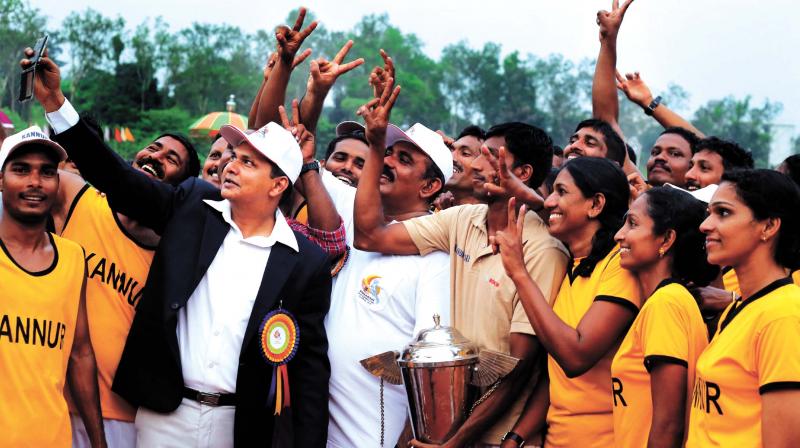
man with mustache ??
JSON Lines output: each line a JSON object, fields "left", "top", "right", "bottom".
{"left": 0, "top": 127, "right": 106, "bottom": 447}
{"left": 317, "top": 88, "right": 453, "bottom": 445}
{"left": 354, "top": 110, "right": 568, "bottom": 445}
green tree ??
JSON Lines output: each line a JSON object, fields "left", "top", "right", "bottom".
{"left": 61, "top": 8, "right": 125, "bottom": 99}
{"left": 0, "top": 0, "right": 52, "bottom": 115}
{"left": 692, "top": 96, "right": 782, "bottom": 167}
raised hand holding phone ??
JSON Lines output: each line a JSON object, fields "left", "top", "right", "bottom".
{"left": 19, "top": 35, "right": 48, "bottom": 103}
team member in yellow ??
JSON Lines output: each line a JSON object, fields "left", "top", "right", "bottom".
{"left": 611, "top": 187, "right": 719, "bottom": 447}
{"left": 687, "top": 169, "right": 800, "bottom": 447}
{"left": 494, "top": 157, "right": 641, "bottom": 447}
{"left": 0, "top": 128, "right": 106, "bottom": 447}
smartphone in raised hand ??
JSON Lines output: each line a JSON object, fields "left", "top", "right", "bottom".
{"left": 18, "top": 35, "right": 49, "bottom": 103}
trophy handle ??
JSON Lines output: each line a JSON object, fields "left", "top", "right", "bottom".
{"left": 470, "top": 350, "right": 520, "bottom": 387}
{"left": 359, "top": 350, "right": 403, "bottom": 385}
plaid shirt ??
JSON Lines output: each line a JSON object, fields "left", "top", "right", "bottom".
{"left": 286, "top": 217, "right": 347, "bottom": 257}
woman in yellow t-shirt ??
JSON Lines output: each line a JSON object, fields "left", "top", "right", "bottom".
{"left": 495, "top": 157, "right": 641, "bottom": 447}
{"left": 687, "top": 169, "right": 800, "bottom": 447}
{"left": 611, "top": 187, "right": 719, "bottom": 447}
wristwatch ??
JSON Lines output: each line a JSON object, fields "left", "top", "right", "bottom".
{"left": 644, "top": 96, "right": 663, "bottom": 116}
{"left": 501, "top": 431, "right": 525, "bottom": 447}
{"left": 300, "top": 160, "right": 320, "bottom": 176}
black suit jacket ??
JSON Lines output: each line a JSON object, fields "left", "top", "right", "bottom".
{"left": 54, "top": 120, "right": 331, "bottom": 447}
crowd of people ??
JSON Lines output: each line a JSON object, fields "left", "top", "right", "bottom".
{"left": 2, "top": 2, "right": 800, "bottom": 448}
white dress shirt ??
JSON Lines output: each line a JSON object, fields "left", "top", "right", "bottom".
{"left": 178, "top": 199, "right": 298, "bottom": 394}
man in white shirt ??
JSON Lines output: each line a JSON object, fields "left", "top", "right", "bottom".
{"left": 27, "top": 47, "right": 334, "bottom": 447}
{"left": 318, "top": 119, "right": 453, "bottom": 447}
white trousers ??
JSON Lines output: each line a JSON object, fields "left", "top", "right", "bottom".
{"left": 70, "top": 414, "right": 136, "bottom": 448}
{"left": 134, "top": 398, "right": 235, "bottom": 448}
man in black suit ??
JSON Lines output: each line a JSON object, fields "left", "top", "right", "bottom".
{"left": 29, "top": 50, "right": 333, "bottom": 447}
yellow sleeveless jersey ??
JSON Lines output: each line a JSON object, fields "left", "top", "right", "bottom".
{"left": 611, "top": 280, "right": 708, "bottom": 447}
{"left": 62, "top": 185, "right": 155, "bottom": 422}
{"left": 0, "top": 233, "right": 85, "bottom": 447}
{"left": 545, "top": 246, "right": 642, "bottom": 448}
{"left": 687, "top": 279, "right": 800, "bottom": 447}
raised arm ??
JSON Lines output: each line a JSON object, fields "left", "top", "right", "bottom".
{"left": 298, "top": 40, "right": 364, "bottom": 134}
{"left": 495, "top": 199, "right": 637, "bottom": 377}
{"left": 279, "top": 100, "right": 341, "bottom": 232}
{"left": 617, "top": 71, "right": 706, "bottom": 138}
{"left": 254, "top": 8, "right": 317, "bottom": 129}
{"left": 351, "top": 56, "right": 419, "bottom": 255}
{"left": 67, "top": 275, "right": 107, "bottom": 448}
{"left": 25, "top": 47, "right": 179, "bottom": 233}
{"left": 248, "top": 53, "right": 276, "bottom": 129}
{"left": 592, "top": 0, "right": 635, "bottom": 140}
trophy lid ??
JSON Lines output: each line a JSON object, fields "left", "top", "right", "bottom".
{"left": 398, "top": 314, "right": 479, "bottom": 367}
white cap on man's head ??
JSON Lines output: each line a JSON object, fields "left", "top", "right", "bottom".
{"left": 219, "top": 122, "right": 302, "bottom": 183}
{"left": 385, "top": 123, "right": 453, "bottom": 183}
{"left": 0, "top": 125, "right": 67, "bottom": 169}
{"left": 335, "top": 121, "right": 365, "bottom": 136}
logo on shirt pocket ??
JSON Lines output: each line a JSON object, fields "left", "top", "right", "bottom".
{"left": 358, "top": 275, "right": 386, "bottom": 308}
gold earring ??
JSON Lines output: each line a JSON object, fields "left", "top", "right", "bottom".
{"left": 658, "top": 248, "right": 665, "bottom": 258}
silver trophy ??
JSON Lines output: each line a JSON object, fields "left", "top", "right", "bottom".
{"left": 360, "top": 314, "right": 519, "bottom": 444}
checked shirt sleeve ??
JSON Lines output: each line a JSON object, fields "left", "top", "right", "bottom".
{"left": 286, "top": 217, "right": 347, "bottom": 257}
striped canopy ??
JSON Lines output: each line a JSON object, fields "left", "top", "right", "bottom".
{"left": 189, "top": 111, "right": 248, "bottom": 136}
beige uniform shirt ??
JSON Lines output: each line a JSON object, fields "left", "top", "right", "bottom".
{"left": 403, "top": 204, "right": 568, "bottom": 444}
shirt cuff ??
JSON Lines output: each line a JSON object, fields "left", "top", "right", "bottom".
{"left": 45, "top": 98, "right": 80, "bottom": 134}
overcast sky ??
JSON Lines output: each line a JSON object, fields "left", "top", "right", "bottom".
{"left": 32, "top": 0, "right": 800, "bottom": 134}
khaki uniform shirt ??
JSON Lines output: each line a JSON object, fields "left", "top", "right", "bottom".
{"left": 403, "top": 204, "right": 568, "bottom": 444}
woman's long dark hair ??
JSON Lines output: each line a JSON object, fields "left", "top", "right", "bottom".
{"left": 561, "top": 157, "right": 630, "bottom": 277}
{"left": 723, "top": 169, "right": 800, "bottom": 271}
{"left": 643, "top": 187, "right": 719, "bottom": 286}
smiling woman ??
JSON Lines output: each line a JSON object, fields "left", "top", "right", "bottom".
{"left": 688, "top": 169, "right": 800, "bottom": 447}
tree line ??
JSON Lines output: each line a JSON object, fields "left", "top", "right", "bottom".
{"left": 1, "top": 0, "right": 794, "bottom": 165}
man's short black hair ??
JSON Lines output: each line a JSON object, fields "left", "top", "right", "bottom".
{"left": 456, "top": 125, "right": 486, "bottom": 141}
{"left": 324, "top": 130, "right": 369, "bottom": 160}
{"left": 267, "top": 159, "right": 295, "bottom": 208}
{"left": 626, "top": 143, "right": 637, "bottom": 165}
{"left": 154, "top": 132, "right": 200, "bottom": 180}
{"left": 574, "top": 119, "right": 626, "bottom": 165}
{"left": 782, "top": 154, "right": 800, "bottom": 187}
{"left": 659, "top": 127, "right": 701, "bottom": 151}
{"left": 694, "top": 136, "right": 754, "bottom": 170}
{"left": 485, "top": 122, "right": 553, "bottom": 189}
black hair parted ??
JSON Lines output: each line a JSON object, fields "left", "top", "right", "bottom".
{"left": 574, "top": 118, "right": 626, "bottom": 166}
{"left": 643, "top": 187, "right": 719, "bottom": 286}
{"left": 694, "top": 136, "right": 754, "bottom": 170}
{"left": 323, "top": 130, "right": 369, "bottom": 160}
{"left": 722, "top": 169, "right": 800, "bottom": 271}
{"left": 659, "top": 127, "right": 700, "bottom": 151}
{"left": 780, "top": 154, "right": 800, "bottom": 187}
{"left": 561, "top": 157, "right": 630, "bottom": 277}
{"left": 456, "top": 125, "right": 486, "bottom": 141}
{"left": 154, "top": 132, "right": 201, "bottom": 181}
{"left": 485, "top": 122, "right": 553, "bottom": 189}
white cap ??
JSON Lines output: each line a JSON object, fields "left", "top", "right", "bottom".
{"left": 0, "top": 125, "right": 67, "bottom": 169}
{"left": 665, "top": 183, "right": 719, "bottom": 203}
{"left": 385, "top": 123, "right": 453, "bottom": 183}
{"left": 219, "top": 122, "right": 302, "bottom": 183}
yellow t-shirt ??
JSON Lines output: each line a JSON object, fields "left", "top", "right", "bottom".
{"left": 545, "top": 246, "right": 642, "bottom": 448}
{"left": 687, "top": 278, "right": 800, "bottom": 448}
{"left": 0, "top": 233, "right": 85, "bottom": 447}
{"left": 793, "top": 270, "right": 799, "bottom": 285}
{"left": 611, "top": 280, "right": 708, "bottom": 447}
{"left": 62, "top": 186, "right": 155, "bottom": 422}
{"left": 721, "top": 268, "right": 741, "bottom": 297}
